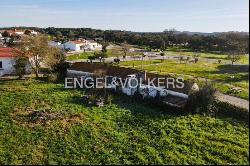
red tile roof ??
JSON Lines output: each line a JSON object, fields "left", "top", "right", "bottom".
{"left": 0, "top": 48, "right": 17, "bottom": 58}
{"left": 0, "top": 48, "right": 33, "bottom": 58}
{"left": 0, "top": 29, "right": 36, "bottom": 34}
{"left": 72, "top": 40, "right": 84, "bottom": 44}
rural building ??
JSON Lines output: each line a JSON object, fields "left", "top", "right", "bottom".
{"left": 63, "top": 40, "right": 84, "bottom": 51}
{"left": 0, "top": 48, "right": 31, "bottom": 76}
{"left": 59, "top": 39, "right": 102, "bottom": 51}
{"left": 0, "top": 29, "right": 38, "bottom": 36}
{"left": 84, "top": 40, "right": 102, "bottom": 51}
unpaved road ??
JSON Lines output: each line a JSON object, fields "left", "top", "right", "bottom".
{"left": 215, "top": 92, "right": 249, "bottom": 110}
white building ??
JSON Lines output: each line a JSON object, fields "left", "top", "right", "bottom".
{"left": 0, "top": 48, "right": 31, "bottom": 76}
{"left": 63, "top": 40, "right": 84, "bottom": 51}
{"left": 60, "top": 39, "right": 102, "bottom": 51}
{"left": 0, "top": 29, "right": 38, "bottom": 36}
{"left": 84, "top": 40, "right": 102, "bottom": 51}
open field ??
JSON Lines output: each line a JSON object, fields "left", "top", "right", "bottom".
{"left": 165, "top": 50, "right": 249, "bottom": 64}
{"left": 0, "top": 79, "right": 249, "bottom": 164}
{"left": 117, "top": 59, "right": 249, "bottom": 100}
{"left": 66, "top": 52, "right": 94, "bottom": 61}
{"left": 66, "top": 45, "right": 142, "bottom": 61}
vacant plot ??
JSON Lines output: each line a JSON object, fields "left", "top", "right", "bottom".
{"left": 165, "top": 50, "right": 249, "bottom": 64}
{"left": 0, "top": 79, "right": 248, "bottom": 164}
{"left": 66, "top": 45, "right": 143, "bottom": 61}
{"left": 118, "top": 60, "right": 249, "bottom": 100}
{"left": 66, "top": 52, "right": 94, "bottom": 61}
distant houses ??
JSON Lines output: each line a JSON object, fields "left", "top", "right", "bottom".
{"left": 49, "top": 39, "right": 102, "bottom": 51}
{"left": 0, "top": 29, "right": 39, "bottom": 48}
{"left": 0, "top": 29, "right": 38, "bottom": 36}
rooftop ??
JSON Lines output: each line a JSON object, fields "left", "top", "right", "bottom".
{"left": 0, "top": 48, "right": 16, "bottom": 58}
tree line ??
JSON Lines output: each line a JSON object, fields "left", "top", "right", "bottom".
{"left": 42, "top": 27, "right": 249, "bottom": 54}
{"left": 1, "top": 27, "right": 249, "bottom": 54}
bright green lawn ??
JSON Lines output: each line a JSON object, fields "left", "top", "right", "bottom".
{"left": 0, "top": 79, "right": 249, "bottom": 164}
{"left": 66, "top": 52, "right": 95, "bottom": 61}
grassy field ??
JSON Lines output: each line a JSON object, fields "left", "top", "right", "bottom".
{"left": 66, "top": 52, "right": 95, "bottom": 61}
{"left": 165, "top": 50, "right": 249, "bottom": 64}
{"left": 66, "top": 47, "right": 142, "bottom": 61}
{"left": 118, "top": 59, "right": 249, "bottom": 100}
{"left": 0, "top": 78, "right": 249, "bottom": 164}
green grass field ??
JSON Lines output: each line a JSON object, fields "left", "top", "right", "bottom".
{"left": 66, "top": 52, "right": 94, "bottom": 61}
{"left": 165, "top": 50, "right": 249, "bottom": 64}
{"left": 118, "top": 60, "right": 249, "bottom": 100}
{"left": 66, "top": 47, "right": 142, "bottom": 61}
{"left": 0, "top": 78, "right": 249, "bottom": 164}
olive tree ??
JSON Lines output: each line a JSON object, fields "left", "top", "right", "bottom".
{"left": 15, "top": 34, "right": 62, "bottom": 78}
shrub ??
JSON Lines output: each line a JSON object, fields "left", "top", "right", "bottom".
{"left": 52, "top": 62, "right": 69, "bottom": 82}
{"left": 47, "top": 73, "right": 58, "bottom": 83}
{"left": 104, "top": 93, "right": 113, "bottom": 105}
{"left": 185, "top": 83, "right": 217, "bottom": 115}
{"left": 14, "top": 56, "right": 29, "bottom": 79}
{"left": 88, "top": 93, "right": 97, "bottom": 105}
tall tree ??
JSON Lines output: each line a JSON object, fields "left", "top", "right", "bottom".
{"left": 121, "top": 41, "right": 131, "bottom": 58}
{"left": 68, "top": 30, "right": 75, "bottom": 40}
{"left": 2, "top": 31, "right": 10, "bottom": 37}
{"left": 55, "top": 31, "right": 63, "bottom": 39}
{"left": 14, "top": 35, "right": 61, "bottom": 78}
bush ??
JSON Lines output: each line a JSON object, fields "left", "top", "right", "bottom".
{"left": 104, "top": 93, "right": 113, "bottom": 105}
{"left": 52, "top": 62, "right": 69, "bottom": 81}
{"left": 47, "top": 73, "right": 58, "bottom": 83}
{"left": 185, "top": 83, "right": 217, "bottom": 115}
{"left": 14, "top": 56, "right": 29, "bottom": 79}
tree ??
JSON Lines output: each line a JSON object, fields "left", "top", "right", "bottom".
{"left": 160, "top": 40, "right": 166, "bottom": 51}
{"left": 121, "top": 41, "right": 131, "bottom": 58}
{"left": 55, "top": 31, "right": 63, "bottom": 39}
{"left": 227, "top": 52, "right": 242, "bottom": 65}
{"left": 15, "top": 35, "right": 61, "bottom": 78}
{"left": 114, "top": 57, "right": 120, "bottom": 64}
{"left": 68, "top": 30, "right": 75, "bottom": 39}
{"left": 51, "top": 51, "right": 69, "bottom": 81}
{"left": 24, "top": 30, "right": 31, "bottom": 35}
{"left": 224, "top": 33, "right": 246, "bottom": 65}
{"left": 160, "top": 52, "right": 165, "bottom": 62}
{"left": 192, "top": 52, "right": 199, "bottom": 63}
{"left": 111, "top": 48, "right": 121, "bottom": 57}
{"left": 14, "top": 56, "right": 29, "bottom": 79}
{"left": 2, "top": 31, "right": 10, "bottom": 37}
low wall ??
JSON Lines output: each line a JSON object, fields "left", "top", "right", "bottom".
{"left": 68, "top": 62, "right": 193, "bottom": 94}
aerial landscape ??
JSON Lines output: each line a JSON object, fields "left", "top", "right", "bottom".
{"left": 0, "top": 0, "right": 249, "bottom": 165}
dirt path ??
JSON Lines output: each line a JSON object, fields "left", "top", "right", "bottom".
{"left": 215, "top": 92, "right": 249, "bottom": 110}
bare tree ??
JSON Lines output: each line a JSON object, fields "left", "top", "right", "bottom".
{"left": 121, "top": 41, "right": 131, "bottom": 58}
{"left": 225, "top": 33, "right": 246, "bottom": 65}
{"left": 227, "top": 52, "right": 242, "bottom": 65}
